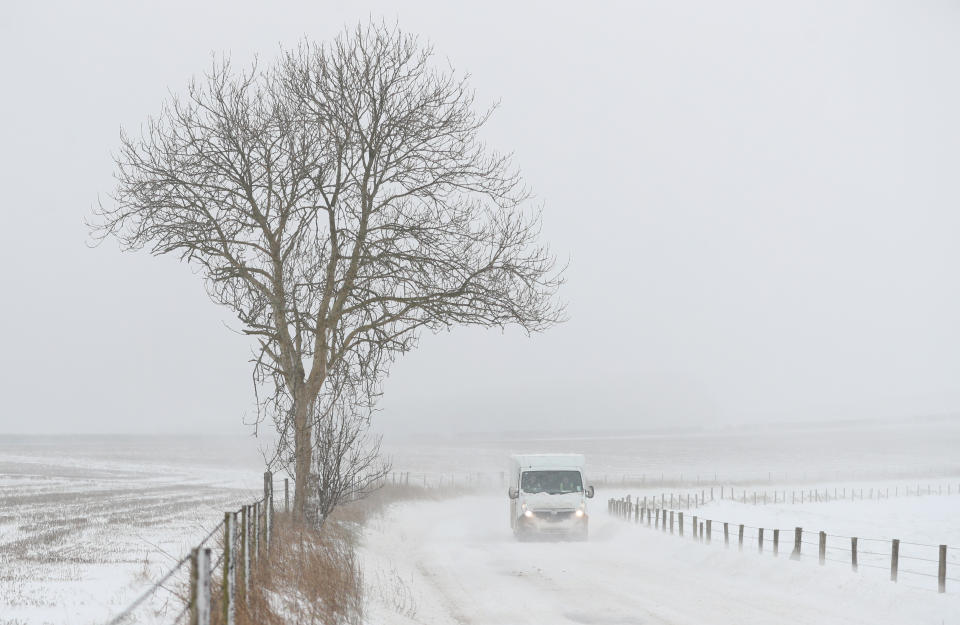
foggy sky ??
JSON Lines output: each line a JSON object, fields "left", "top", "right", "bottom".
{"left": 2, "top": 0, "right": 959, "bottom": 436}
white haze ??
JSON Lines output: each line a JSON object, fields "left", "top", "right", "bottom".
{"left": 1, "top": 0, "right": 959, "bottom": 436}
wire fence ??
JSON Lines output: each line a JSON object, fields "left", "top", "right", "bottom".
{"left": 103, "top": 472, "right": 283, "bottom": 625}
{"left": 587, "top": 479, "right": 960, "bottom": 516}
{"left": 607, "top": 496, "right": 955, "bottom": 595}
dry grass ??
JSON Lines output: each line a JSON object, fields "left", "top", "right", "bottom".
{"left": 222, "top": 513, "right": 363, "bottom": 625}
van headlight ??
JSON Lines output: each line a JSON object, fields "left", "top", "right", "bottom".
{"left": 575, "top": 509, "right": 584, "bottom": 517}
{"left": 524, "top": 510, "right": 534, "bottom": 518}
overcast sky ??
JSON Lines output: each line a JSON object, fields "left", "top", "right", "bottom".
{"left": 1, "top": 0, "right": 959, "bottom": 436}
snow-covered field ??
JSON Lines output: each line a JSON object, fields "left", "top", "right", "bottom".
{"left": 0, "top": 436, "right": 267, "bottom": 625}
{"left": 361, "top": 493, "right": 959, "bottom": 624}
{"left": 383, "top": 418, "right": 960, "bottom": 485}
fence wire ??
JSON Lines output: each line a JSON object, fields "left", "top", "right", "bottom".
{"left": 102, "top": 480, "right": 280, "bottom": 625}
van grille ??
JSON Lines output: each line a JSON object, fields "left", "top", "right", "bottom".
{"left": 532, "top": 509, "right": 576, "bottom": 521}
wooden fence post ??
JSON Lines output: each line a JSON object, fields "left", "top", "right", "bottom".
{"left": 891, "top": 539, "right": 899, "bottom": 582}
{"left": 670, "top": 510, "right": 675, "bottom": 533}
{"left": 724, "top": 522, "right": 729, "bottom": 546}
{"left": 268, "top": 487, "right": 273, "bottom": 548}
{"left": 239, "top": 506, "right": 248, "bottom": 603}
{"left": 692, "top": 515, "right": 698, "bottom": 540}
{"left": 706, "top": 519, "right": 711, "bottom": 543}
{"left": 819, "top": 531, "right": 826, "bottom": 565}
{"left": 773, "top": 529, "right": 779, "bottom": 556}
{"left": 791, "top": 527, "right": 802, "bottom": 559}
{"left": 758, "top": 528, "right": 764, "bottom": 552}
{"left": 222, "top": 512, "right": 235, "bottom": 625}
{"left": 851, "top": 537, "right": 858, "bottom": 572}
{"left": 738, "top": 524, "right": 744, "bottom": 550}
{"left": 699, "top": 522, "right": 704, "bottom": 541}
{"left": 189, "top": 548, "right": 198, "bottom": 625}
{"left": 264, "top": 471, "right": 273, "bottom": 548}
{"left": 199, "top": 547, "right": 211, "bottom": 625}
{"left": 253, "top": 501, "right": 260, "bottom": 564}
{"left": 245, "top": 505, "right": 253, "bottom": 588}
{"left": 189, "top": 547, "right": 211, "bottom": 625}
{"left": 261, "top": 498, "right": 267, "bottom": 551}
{"left": 939, "top": 545, "right": 947, "bottom": 593}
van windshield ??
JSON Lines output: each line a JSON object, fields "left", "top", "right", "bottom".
{"left": 521, "top": 470, "right": 583, "bottom": 495}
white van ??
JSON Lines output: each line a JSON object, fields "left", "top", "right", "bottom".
{"left": 508, "top": 454, "right": 594, "bottom": 540}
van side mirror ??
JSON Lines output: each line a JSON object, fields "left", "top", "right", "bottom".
{"left": 508, "top": 487, "right": 519, "bottom": 499}
{"left": 585, "top": 485, "right": 595, "bottom": 498}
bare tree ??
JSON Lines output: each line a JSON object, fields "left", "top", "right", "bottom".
{"left": 306, "top": 397, "right": 391, "bottom": 527}
{"left": 92, "top": 21, "right": 564, "bottom": 518}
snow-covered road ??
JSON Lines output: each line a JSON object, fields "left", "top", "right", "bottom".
{"left": 361, "top": 493, "right": 957, "bottom": 624}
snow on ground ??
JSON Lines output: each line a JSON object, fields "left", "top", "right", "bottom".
{"left": 360, "top": 493, "right": 958, "bottom": 625}
{"left": 0, "top": 436, "right": 268, "bottom": 625}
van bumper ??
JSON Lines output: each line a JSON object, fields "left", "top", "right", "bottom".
{"left": 516, "top": 511, "right": 588, "bottom": 539}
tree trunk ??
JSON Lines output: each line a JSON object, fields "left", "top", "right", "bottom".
{"left": 292, "top": 395, "right": 313, "bottom": 520}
